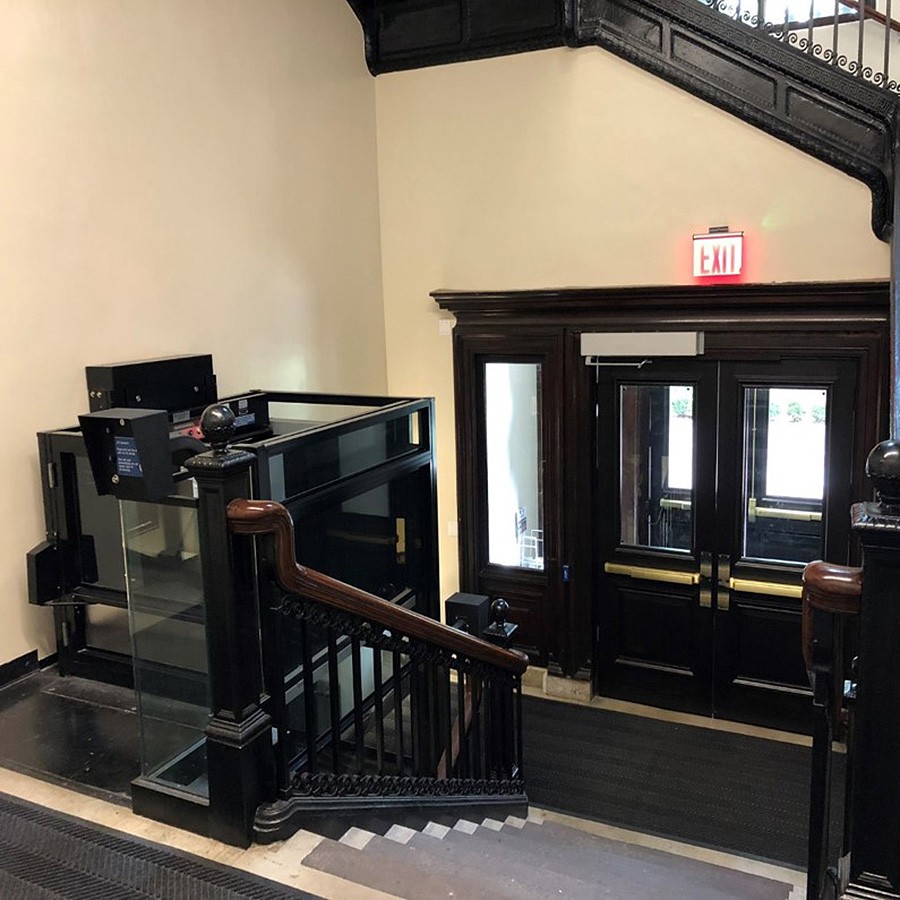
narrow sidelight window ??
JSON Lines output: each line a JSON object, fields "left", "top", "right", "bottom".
{"left": 485, "top": 362, "right": 544, "bottom": 570}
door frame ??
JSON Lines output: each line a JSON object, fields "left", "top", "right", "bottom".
{"left": 452, "top": 330, "right": 566, "bottom": 664}
{"left": 437, "top": 282, "right": 889, "bottom": 684}
{"left": 592, "top": 355, "right": 860, "bottom": 722}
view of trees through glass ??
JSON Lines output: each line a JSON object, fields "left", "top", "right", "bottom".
{"left": 666, "top": 386, "right": 826, "bottom": 500}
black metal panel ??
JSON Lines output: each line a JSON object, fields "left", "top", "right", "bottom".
{"left": 573, "top": 0, "right": 896, "bottom": 239}
{"left": 586, "top": 3, "right": 662, "bottom": 51}
{"left": 357, "top": 0, "right": 565, "bottom": 73}
{"left": 471, "top": 0, "right": 559, "bottom": 39}
{"left": 670, "top": 32, "right": 778, "bottom": 108}
{"left": 378, "top": 1, "right": 463, "bottom": 54}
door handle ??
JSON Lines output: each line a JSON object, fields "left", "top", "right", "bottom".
{"left": 604, "top": 562, "right": 700, "bottom": 586}
{"left": 717, "top": 558, "right": 731, "bottom": 611}
{"left": 699, "top": 551, "right": 713, "bottom": 609}
{"left": 747, "top": 498, "right": 821, "bottom": 523}
{"left": 728, "top": 577, "right": 802, "bottom": 599}
{"left": 659, "top": 498, "right": 692, "bottom": 511}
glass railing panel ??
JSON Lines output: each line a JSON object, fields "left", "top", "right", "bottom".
{"left": 265, "top": 413, "right": 422, "bottom": 501}
{"left": 122, "top": 485, "right": 210, "bottom": 798}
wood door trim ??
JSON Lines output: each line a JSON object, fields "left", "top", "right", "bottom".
{"left": 434, "top": 281, "right": 889, "bottom": 329}
{"left": 442, "top": 283, "right": 889, "bottom": 679}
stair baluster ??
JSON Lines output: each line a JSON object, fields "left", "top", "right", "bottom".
{"left": 227, "top": 497, "right": 529, "bottom": 842}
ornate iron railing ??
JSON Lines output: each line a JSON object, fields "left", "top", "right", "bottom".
{"left": 227, "top": 498, "right": 529, "bottom": 842}
{"left": 701, "top": 0, "right": 900, "bottom": 93}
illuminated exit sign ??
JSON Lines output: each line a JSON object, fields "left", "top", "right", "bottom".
{"left": 693, "top": 230, "right": 744, "bottom": 278}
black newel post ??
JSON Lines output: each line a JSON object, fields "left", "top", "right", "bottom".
{"left": 846, "top": 441, "right": 900, "bottom": 897}
{"left": 185, "top": 404, "right": 274, "bottom": 848}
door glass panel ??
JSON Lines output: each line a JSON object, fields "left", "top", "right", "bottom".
{"left": 485, "top": 362, "right": 544, "bottom": 570}
{"left": 742, "top": 386, "right": 826, "bottom": 563}
{"left": 619, "top": 384, "right": 693, "bottom": 552}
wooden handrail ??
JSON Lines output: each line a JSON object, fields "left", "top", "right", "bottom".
{"left": 226, "top": 498, "right": 529, "bottom": 675}
{"left": 801, "top": 560, "right": 862, "bottom": 672}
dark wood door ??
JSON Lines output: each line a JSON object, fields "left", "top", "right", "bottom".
{"left": 594, "top": 356, "right": 858, "bottom": 726}
{"left": 455, "top": 332, "right": 566, "bottom": 665}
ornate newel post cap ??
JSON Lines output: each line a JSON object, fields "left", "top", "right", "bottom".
{"left": 866, "top": 439, "right": 900, "bottom": 512}
{"left": 483, "top": 597, "right": 517, "bottom": 648}
{"left": 200, "top": 403, "right": 236, "bottom": 455}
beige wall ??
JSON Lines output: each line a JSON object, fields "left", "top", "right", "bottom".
{"left": 0, "top": 0, "right": 385, "bottom": 664}
{"left": 375, "top": 47, "right": 891, "bottom": 603}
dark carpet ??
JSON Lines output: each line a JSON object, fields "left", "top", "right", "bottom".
{"left": 522, "top": 694, "right": 843, "bottom": 867}
{"left": 0, "top": 792, "right": 319, "bottom": 899}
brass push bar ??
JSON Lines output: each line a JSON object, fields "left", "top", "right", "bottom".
{"left": 747, "top": 498, "right": 821, "bottom": 522}
{"left": 604, "top": 562, "right": 700, "bottom": 586}
{"left": 659, "top": 498, "right": 692, "bottom": 511}
{"left": 728, "top": 577, "right": 803, "bottom": 599}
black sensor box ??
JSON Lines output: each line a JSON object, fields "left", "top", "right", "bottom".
{"left": 79, "top": 408, "right": 175, "bottom": 502}
{"left": 86, "top": 355, "right": 217, "bottom": 413}
{"left": 445, "top": 592, "right": 491, "bottom": 638}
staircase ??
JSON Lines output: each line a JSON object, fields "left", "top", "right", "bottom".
{"left": 293, "top": 810, "right": 799, "bottom": 899}
{"left": 349, "top": 0, "right": 900, "bottom": 239}
{"left": 227, "top": 498, "right": 529, "bottom": 844}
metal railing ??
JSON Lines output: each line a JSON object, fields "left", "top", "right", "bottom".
{"left": 701, "top": 0, "right": 900, "bottom": 93}
{"left": 227, "top": 498, "right": 528, "bottom": 842}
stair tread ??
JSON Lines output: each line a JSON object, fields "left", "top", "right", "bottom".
{"left": 363, "top": 831, "right": 603, "bottom": 898}
{"left": 306, "top": 813, "right": 794, "bottom": 899}
{"left": 407, "top": 822, "right": 794, "bottom": 900}
{"left": 302, "top": 830, "right": 525, "bottom": 899}
{"left": 480, "top": 816, "right": 792, "bottom": 882}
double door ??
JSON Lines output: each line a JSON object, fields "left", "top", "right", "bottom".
{"left": 595, "top": 356, "right": 856, "bottom": 725}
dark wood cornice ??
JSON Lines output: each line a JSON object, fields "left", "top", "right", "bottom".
{"left": 227, "top": 498, "right": 529, "bottom": 675}
{"left": 433, "top": 281, "right": 890, "bottom": 329}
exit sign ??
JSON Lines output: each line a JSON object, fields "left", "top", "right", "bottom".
{"left": 693, "top": 230, "right": 744, "bottom": 278}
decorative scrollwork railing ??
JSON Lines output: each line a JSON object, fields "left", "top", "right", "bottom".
{"left": 227, "top": 498, "right": 528, "bottom": 840}
{"left": 700, "top": 0, "right": 900, "bottom": 94}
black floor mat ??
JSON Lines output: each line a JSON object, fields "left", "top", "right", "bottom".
{"left": 522, "top": 694, "right": 844, "bottom": 867}
{"left": 0, "top": 792, "right": 319, "bottom": 899}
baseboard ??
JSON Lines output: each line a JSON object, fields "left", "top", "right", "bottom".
{"left": 38, "top": 652, "right": 58, "bottom": 671}
{"left": 522, "top": 666, "right": 546, "bottom": 690}
{"left": 545, "top": 673, "right": 592, "bottom": 703}
{"left": 0, "top": 651, "right": 39, "bottom": 689}
{"left": 255, "top": 791, "right": 529, "bottom": 843}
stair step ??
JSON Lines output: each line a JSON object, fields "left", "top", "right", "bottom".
{"left": 318, "top": 814, "right": 796, "bottom": 899}
{"left": 338, "top": 826, "right": 375, "bottom": 850}
{"left": 451, "top": 818, "right": 479, "bottom": 835}
{"left": 406, "top": 826, "right": 625, "bottom": 898}
{"left": 421, "top": 821, "right": 451, "bottom": 839}
{"left": 383, "top": 824, "right": 418, "bottom": 845}
{"left": 302, "top": 829, "right": 525, "bottom": 899}
{"left": 408, "top": 820, "right": 794, "bottom": 900}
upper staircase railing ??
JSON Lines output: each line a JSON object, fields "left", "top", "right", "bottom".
{"left": 571, "top": 0, "right": 899, "bottom": 239}
{"left": 702, "top": 0, "right": 900, "bottom": 93}
{"left": 227, "top": 498, "right": 529, "bottom": 843}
